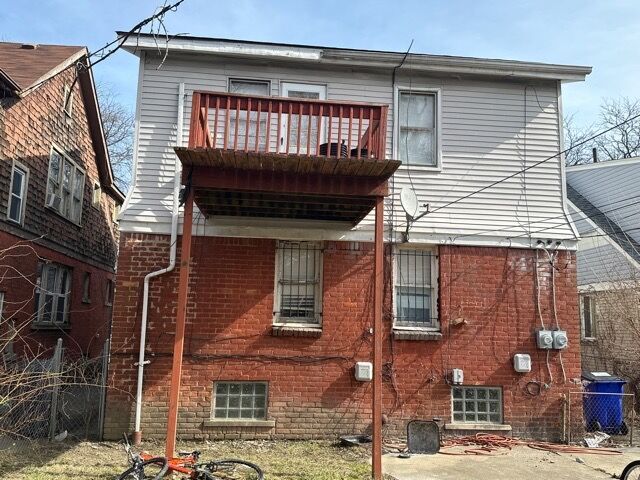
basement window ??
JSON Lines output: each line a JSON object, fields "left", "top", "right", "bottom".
{"left": 274, "top": 241, "right": 323, "bottom": 327}
{"left": 212, "top": 382, "right": 268, "bottom": 420}
{"left": 580, "top": 294, "right": 596, "bottom": 340}
{"left": 452, "top": 386, "right": 502, "bottom": 424}
{"left": 393, "top": 248, "right": 438, "bottom": 329}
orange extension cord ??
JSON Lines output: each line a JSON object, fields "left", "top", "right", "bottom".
{"left": 439, "top": 433, "right": 623, "bottom": 456}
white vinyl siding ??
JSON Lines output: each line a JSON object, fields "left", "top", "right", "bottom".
{"left": 8, "top": 163, "right": 28, "bottom": 224}
{"left": 120, "top": 55, "right": 573, "bottom": 245}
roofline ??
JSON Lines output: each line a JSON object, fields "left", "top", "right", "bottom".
{"left": 18, "top": 47, "right": 87, "bottom": 97}
{"left": 567, "top": 156, "right": 640, "bottom": 172}
{"left": 0, "top": 66, "right": 21, "bottom": 92}
{"left": 117, "top": 32, "right": 592, "bottom": 83}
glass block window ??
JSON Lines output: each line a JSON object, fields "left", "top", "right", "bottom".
{"left": 394, "top": 249, "right": 438, "bottom": 328}
{"left": 213, "top": 382, "right": 268, "bottom": 420}
{"left": 452, "top": 386, "right": 502, "bottom": 424}
{"left": 274, "top": 241, "right": 322, "bottom": 325}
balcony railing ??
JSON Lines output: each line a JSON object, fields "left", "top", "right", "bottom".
{"left": 188, "top": 91, "right": 388, "bottom": 160}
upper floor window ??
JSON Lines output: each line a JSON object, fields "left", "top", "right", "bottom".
{"left": 34, "top": 263, "right": 71, "bottom": 326}
{"left": 580, "top": 294, "right": 596, "bottom": 339}
{"left": 8, "top": 163, "right": 28, "bottom": 224}
{"left": 274, "top": 241, "right": 322, "bottom": 327}
{"left": 394, "top": 248, "right": 438, "bottom": 329}
{"left": 47, "top": 148, "right": 85, "bottom": 224}
{"left": 398, "top": 90, "right": 439, "bottom": 167}
{"left": 228, "top": 79, "right": 270, "bottom": 151}
{"left": 92, "top": 181, "right": 102, "bottom": 208}
{"left": 62, "top": 85, "right": 74, "bottom": 117}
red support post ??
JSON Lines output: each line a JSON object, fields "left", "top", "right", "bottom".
{"left": 372, "top": 195, "right": 384, "bottom": 480}
{"left": 165, "top": 187, "right": 194, "bottom": 458}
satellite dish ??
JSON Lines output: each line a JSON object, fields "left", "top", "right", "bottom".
{"left": 400, "top": 186, "right": 419, "bottom": 219}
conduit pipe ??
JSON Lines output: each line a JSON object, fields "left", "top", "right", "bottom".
{"left": 133, "top": 82, "right": 185, "bottom": 444}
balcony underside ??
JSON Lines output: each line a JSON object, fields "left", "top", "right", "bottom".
{"left": 175, "top": 147, "right": 401, "bottom": 224}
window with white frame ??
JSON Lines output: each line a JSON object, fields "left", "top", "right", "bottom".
{"left": 34, "top": 263, "right": 72, "bottom": 326}
{"left": 274, "top": 241, "right": 322, "bottom": 326}
{"left": 62, "top": 85, "right": 74, "bottom": 117}
{"left": 452, "top": 386, "right": 502, "bottom": 424}
{"left": 394, "top": 248, "right": 438, "bottom": 328}
{"left": 212, "top": 382, "right": 267, "bottom": 420}
{"left": 92, "top": 181, "right": 102, "bottom": 208}
{"left": 398, "top": 91, "right": 438, "bottom": 167}
{"left": 47, "top": 148, "right": 85, "bottom": 223}
{"left": 8, "top": 163, "right": 28, "bottom": 224}
{"left": 228, "top": 79, "right": 270, "bottom": 150}
{"left": 580, "top": 294, "right": 596, "bottom": 339}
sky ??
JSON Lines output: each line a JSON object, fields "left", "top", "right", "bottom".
{"left": 1, "top": 0, "right": 639, "bottom": 129}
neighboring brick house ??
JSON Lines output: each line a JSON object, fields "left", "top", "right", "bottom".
{"left": 567, "top": 158, "right": 640, "bottom": 381}
{"left": 105, "top": 34, "right": 591, "bottom": 444}
{"left": 0, "top": 42, "right": 125, "bottom": 359}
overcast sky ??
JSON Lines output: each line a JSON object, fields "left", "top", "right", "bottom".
{"left": 1, "top": 0, "right": 639, "bottom": 129}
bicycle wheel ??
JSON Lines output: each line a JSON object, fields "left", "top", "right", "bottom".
{"left": 195, "top": 459, "right": 264, "bottom": 480}
{"left": 118, "top": 457, "right": 169, "bottom": 480}
{"left": 621, "top": 461, "right": 640, "bottom": 480}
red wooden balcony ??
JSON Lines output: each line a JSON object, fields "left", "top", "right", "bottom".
{"left": 174, "top": 91, "right": 400, "bottom": 224}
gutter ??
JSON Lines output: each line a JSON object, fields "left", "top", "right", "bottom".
{"left": 133, "top": 81, "right": 185, "bottom": 444}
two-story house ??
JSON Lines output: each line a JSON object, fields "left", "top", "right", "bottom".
{"left": 567, "top": 158, "right": 640, "bottom": 381}
{"left": 0, "top": 42, "right": 124, "bottom": 359}
{"left": 104, "top": 34, "right": 591, "bottom": 450}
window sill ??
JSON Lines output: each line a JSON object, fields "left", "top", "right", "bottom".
{"left": 272, "top": 325, "right": 322, "bottom": 338}
{"left": 204, "top": 419, "right": 276, "bottom": 428}
{"left": 45, "top": 205, "right": 82, "bottom": 227}
{"left": 445, "top": 423, "right": 511, "bottom": 432}
{"left": 32, "top": 323, "right": 70, "bottom": 331}
{"left": 393, "top": 329, "right": 442, "bottom": 341}
{"left": 581, "top": 337, "right": 597, "bottom": 343}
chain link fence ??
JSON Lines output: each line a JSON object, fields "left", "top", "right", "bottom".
{"left": 0, "top": 338, "right": 108, "bottom": 446}
{"left": 567, "top": 390, "right": 636, "bottom": 446}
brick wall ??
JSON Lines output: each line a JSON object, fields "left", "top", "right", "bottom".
{"left": 0, "top": 66, "right": 119, "bottom": 269}
{"left": 105, "top": 233, "right": 581, "bottom": 441}
{"left": 0, "top": 229, "right": 115, "bottom": 357}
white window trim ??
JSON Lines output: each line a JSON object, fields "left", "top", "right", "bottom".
{"left": 227, "top": 78, "right": 272, "bottom": 95}
{"left": 105, "top": 279, "right": 114, "bottom": 306}
{"left": 392, "top": 245, "right": 439, "bottom": 331}
{"left": 580, "top": 294, "right": 596, "bottom": 340}
{"left": 210, "top": 381, "right": 269, "bottom": 421}
{"left": 34, "top": 263, "right": 72, "bottom": 327}
{"left": 393, "top": 86, "right": 442, "bottom": 171}
{"left": 46, "top": 145, "right": 86, "bottom": 225}
{"left": 7, "top": 160, "right": 29, "bottom": 225}
{"left": 272, "top": 240, "right": 323, "bottom": 328}
{"left": 280, "top": 82, "right": 328, "bottom": 155}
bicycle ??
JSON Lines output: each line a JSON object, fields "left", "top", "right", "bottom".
{"left": 621, "top": 460, "right": 640, "bottom": 480}
{"left": 118, "top": 434, "right": 264, "bottom": 480}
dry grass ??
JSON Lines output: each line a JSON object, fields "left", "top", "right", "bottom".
{"left": 0, "top": 438, "right": 378, "bottom": 479}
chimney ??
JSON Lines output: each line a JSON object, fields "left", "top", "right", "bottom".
{"left": 20, "top": 44, "right": 38, "bottom": 50}
{"left": 592, "top": 147, "right": 598, "bottom": 163}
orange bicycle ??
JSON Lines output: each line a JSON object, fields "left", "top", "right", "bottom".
{"left": 118, "top": 434, "right": 264, "bottom": 479}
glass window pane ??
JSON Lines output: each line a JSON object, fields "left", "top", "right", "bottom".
{"left": 216, "top": 383, "right": 228, "bottom": 395}
{"left": 489, "top": 402, "right": 499, "bottom": 413}
{"left": 477, "top": 402, "right": 487, "bottom": 412}
{"left": 398, "top": 92, "right": 436, "bottom": 166}
{"left": 63, "top": 161, "right": 72, "bottom": 189}
{"left": 229, "top": 80, "right": 269, "bottom": 96}
{"left": 228, "top": 397, "right": 240, "bottom": 408}
{"left": 477, "top": 413, "right": 488, "bottom": 422}
{"left": 73, "top": 170, "right": 84, "bottom": 198}
{"left": 399, "top": 130, "right": 435, "bottom": 166}
{"left": 215, "top": 395, "right": 228, "bottom": 408}
{"left": 400, "top": 92, "right": 435, "bottom": 129}
{"left": 55, "top": 296, "right": 66, "bottom": 324}
{"left": 489, "top": 414, "right": 501, "bottom": 423}
{"left": 9, "top": 195, "right": 21, "bottom": 222}
{"left": 11, "top": 169, "right": 24, "bottom": 196}
{"left": 214, "top": 408, "right": 227, "bottom": 418}
{"left": 229, "top": 384, "right": 241, "bottom": 395}
{"left": 453, "top": 413, "right": 463, "bottom": 421}
{"left": 227, "top": 409, "right": 240, "bottom": 419}
{"left": 465, "top": 389, "right": 475, "bottom": 399}
{"left": 254, "top": 409, "right": 265, "bottom": 420}
{"left": 465, "top": 413, "right": 475, "bottom": 421}
{"left": 42, "top": 294, "right": 53, "bottom": 323}
{"left": 477, "top": 389, "right": 487, "bottom": 399}
{"left": 241, "top": 397, "right": 253, "bottom": 408}
{"left": 49, "top": 153, "right": 61, "bottom": 185}
{"left": 489, "top": 389, "right": 500, "bottom": 400}
{"left": 241, "top": 384, "right": 254, "bottom": 395}
{"left": 254, "top": 397, "right": 265, "bottom": 408}
{"left": 452, "top": 388, "right": 462, "bottom": 399}
{"left": 255, "top": 384, "right": 266, "bottom": 395}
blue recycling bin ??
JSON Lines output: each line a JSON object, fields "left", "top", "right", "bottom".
{"left": 582, "top": 372, "right": 627, "bottom": 435}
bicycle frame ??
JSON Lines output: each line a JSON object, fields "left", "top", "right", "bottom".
{"left": 139, "top": 451, "right": 199, "bottom": 477}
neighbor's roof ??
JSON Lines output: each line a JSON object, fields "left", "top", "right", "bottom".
{"left": 0, "top": 42, "right": 86, "bottom": 93}
{"left": 0, "top": 41, "right": 125, "bottom": 203}
{"left": 118, "top": 32, "right": 592, "bottom": 82}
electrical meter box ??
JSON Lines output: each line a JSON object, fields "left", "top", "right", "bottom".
{"left": 552, "top": 330, "right": 568, "bottom": 349}
{"left": 451, "top": 368, "right": 464, "bottom": 385}
{"left": 536, "top": 330, "right": 553, "bottom": 349}
{"left": 354, "top": 362, "right": 373, "bottom": 381}
{"left": 513, "top": 354, "right": 532, "bottom": 373}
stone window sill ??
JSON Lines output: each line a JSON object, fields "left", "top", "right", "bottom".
{"left": 445, "top": 423, "right": 512, "bottom": 432}
{"left": 272, "top": 326, "right": 322, "bottom": 338}
{"left": 204, "top": 419, "right": 276, "bottom": 428}
{"left": 32, "top": 323, "right": 71, "bottom": 331}
{"left": 392, "top": 329, "right": 442, "bottom": 341}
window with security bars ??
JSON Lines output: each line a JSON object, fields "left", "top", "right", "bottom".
{"left": 394, "top": 249, "right": 438, "bottom": 328}
{"left": 452, "top": 386, "right": 502, "bottom": 424}
{"left": 274, "top": 241, "right": 322, "bottom": 325}
{"left": 213, "top": 382, "right": 268, "bottom": 420}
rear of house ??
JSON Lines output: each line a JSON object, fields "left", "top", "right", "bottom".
{"left": 105, "top": 34, "right": 590, "bottom": 442}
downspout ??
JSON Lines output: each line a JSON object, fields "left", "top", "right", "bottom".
{"left": 133, "top": 82, "right": 185, "bottom": 444}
